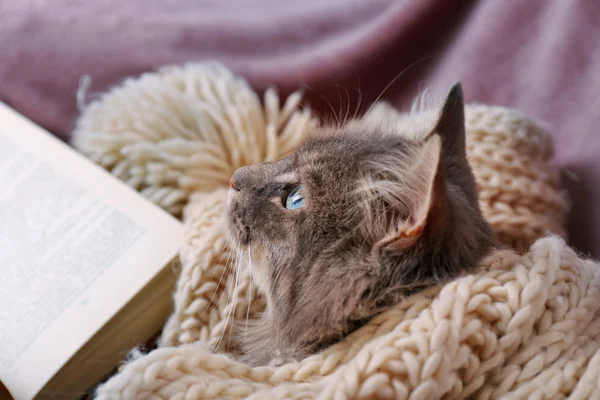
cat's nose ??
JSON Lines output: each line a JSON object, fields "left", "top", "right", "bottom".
{"left": 229, "top": 175, "right": 238, "bottom": 191}
{"left": 231, "top": 166, "right": 254, "bottom": 191}
{"left": 230, "top": 167, "right": 247, "bottom": 191}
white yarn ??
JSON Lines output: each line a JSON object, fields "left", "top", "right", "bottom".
{"left": 73, "top": 62, "right": 318, "bottom": 216}
{"left": 70, "top": 63, "right": 598, "bottom": 399}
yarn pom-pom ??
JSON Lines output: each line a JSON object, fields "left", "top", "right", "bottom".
{"left": 72, "top": 62, "right": 318, "bottom": 216}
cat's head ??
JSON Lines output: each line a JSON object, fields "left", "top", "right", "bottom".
{"left": 226, "top": 83, "right": 493, "bottom": 348}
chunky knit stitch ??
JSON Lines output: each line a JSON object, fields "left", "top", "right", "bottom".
{"left": 73, "top": 63, "right": 599, "bottom": 399}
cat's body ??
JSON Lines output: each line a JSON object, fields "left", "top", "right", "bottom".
{"left": 226, "top": 84, "right": 494, "bottom": 366}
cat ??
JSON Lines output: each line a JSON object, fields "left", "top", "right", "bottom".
{"left": 226, "top": 83, "right": 494, "bottom": 366}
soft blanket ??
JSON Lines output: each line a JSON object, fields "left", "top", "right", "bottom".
{"left": 72, "top": 64, "right": 599, "bottom": 399}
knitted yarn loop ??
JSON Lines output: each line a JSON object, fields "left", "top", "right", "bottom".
{"left": 73, "top": 63, "right": 600, "bottom": 399}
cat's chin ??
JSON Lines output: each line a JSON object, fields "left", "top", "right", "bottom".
{"left": 225, "top": 230, "right": 241, "bottom": 250}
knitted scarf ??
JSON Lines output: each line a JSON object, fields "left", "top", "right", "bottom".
{"left": 73, "top": 63, "right": 599, "bottom": 399}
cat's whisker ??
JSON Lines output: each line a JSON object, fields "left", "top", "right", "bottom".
{"left": 365, "top": 56, "right": 431, "bottom": 118}
{"left": 321, "top": 71, "right": 351, "bottom": 130}
{"left": 352, "top": 71, "right": 364, "bottom": 122}
{"left": 215, "top": 273, "right": 232, "bottom": 351}
{"left": 342, "top": 84, "right": 354, "bottom": 129}
{"left": 225, "top": 248, "right": 243, "bottom": 350}
{"left": 320, "top": 70, "right": 364, "bottom": 130}
{"left": 219, "top": 256, "right": 237, "bottom": 350}
{"left": 321, "top": 72, "right": 347, "bottom": 129}
{"left": 216, "top": 246, "right": 240, "bottom": 351}
{"left": 329, "top": 75, "right": 344, "bottom": 129}
{"left": 244, "top": 248, "right": 254, "bottom": 340}
{"left": 301, "top": 83, "right": 341, "bottom": 128}
{"left": 209, "top": 234, "right": 233, "bottom": 290}
{"left": 244, "top": 279, "right": 253, "bottom": 340}
{"left": 202, "top": 245, "right": 232, "bottom": 320}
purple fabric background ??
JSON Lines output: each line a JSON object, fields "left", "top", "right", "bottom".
{"left": 1, "top": 0, "right": 598, "bottom": 257}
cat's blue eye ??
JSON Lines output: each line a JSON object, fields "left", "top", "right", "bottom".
{"left": 285, "top": 186, "right": 305, "bottom": 210}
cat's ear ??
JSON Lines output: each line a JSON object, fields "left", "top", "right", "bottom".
{"left": 434, "top": 82, "right": 466, "bottom": 158}
{"left": 377, "top": 135, "right": 445, "bottom": 250}
{"left": 374, "top": 83, "right": 465, "bottom": 250}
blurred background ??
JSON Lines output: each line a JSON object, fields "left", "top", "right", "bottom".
{"left": 1, "top": 0, "right": 599, "bottom": 257}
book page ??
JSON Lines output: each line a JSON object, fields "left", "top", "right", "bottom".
{"left": 0, "top": 103, "right": 184, "bottom": 399}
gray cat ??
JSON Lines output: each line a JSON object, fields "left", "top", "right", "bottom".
{"left": 226, "top": 83, "right": 494, "bottom": 366}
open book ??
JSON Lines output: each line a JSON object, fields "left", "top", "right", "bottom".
{"left": 0, "top": 103, "right": 184, "bottom": 399}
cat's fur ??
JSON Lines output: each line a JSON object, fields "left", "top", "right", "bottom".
{"left": 226, "top": 83, "right": 494, "bottom": 366}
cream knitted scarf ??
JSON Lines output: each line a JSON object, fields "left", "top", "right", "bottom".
{"left": 73, "top": 63, "right": 600, "bottom": 399}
